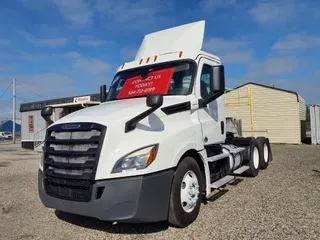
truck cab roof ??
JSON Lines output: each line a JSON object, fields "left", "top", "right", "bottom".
{"left": 117, "top": 20, "right": 221, "bottom": 73}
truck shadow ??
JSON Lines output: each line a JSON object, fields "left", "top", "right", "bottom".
{"left": 55, "top": 210, "right": 169, "bottom": 234}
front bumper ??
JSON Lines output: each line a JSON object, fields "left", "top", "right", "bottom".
{"left": 38, "top": 168, "right": 174, "bottom": 223}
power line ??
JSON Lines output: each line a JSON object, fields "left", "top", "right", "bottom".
{"left": 7, "top": 98, "right": 13, "bottom": 106}
{"left": 16, "top": 96, "right": 30, "bottom": 102}
{"left": 0, "top": 98, "right": 13, "bottom": 109}
{"left": 0, "top": 82, "right": 12, "bottom": 99}
{"left": 16, "top": 82, "right": 51, "bottom": 99}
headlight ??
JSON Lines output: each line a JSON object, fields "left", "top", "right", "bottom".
{"left": 111, "top": 144, "right": 159, "bottom": 173}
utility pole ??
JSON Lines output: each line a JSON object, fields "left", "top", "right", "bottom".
{"left": 13, "top": 78, "right": 16, "bottom": 144}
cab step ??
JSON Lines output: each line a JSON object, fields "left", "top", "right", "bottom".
{"left": 228, "top": 178, "right": 243, "bottom": 186}
{"left": 233, "top": 165, "right": 250, "bottom": 174}
{"left": 210, "top": 175, "right": 235, "bottom": 189}
{"left": 206, "top": 189, "right": 229, "bottom": 202}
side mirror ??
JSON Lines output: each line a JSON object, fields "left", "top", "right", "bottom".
{"left": 146, "top": 94, "right": 163, "bottom": 108}
{"left": 199, "top": 65, "right": 225, "bottom": 108}
{"left": 41, "top": 106, "right": 54, "bottom": 125}
{"left": 212, "top": 65, "right": 225, "bottom": 94}
{"left": 100, "top": 85, "right": 107, "bottom": 103}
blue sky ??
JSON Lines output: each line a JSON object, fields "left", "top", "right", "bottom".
{"left": 0, "top": 0, "right": 319, "bottom": 120}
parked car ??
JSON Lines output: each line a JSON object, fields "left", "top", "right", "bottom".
{"left": 0, "top": 132, "right": 13, "bottom": 140}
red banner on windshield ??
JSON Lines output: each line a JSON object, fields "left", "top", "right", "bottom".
{"left": 117, "top": 68, "right": 174, "bottom": 99}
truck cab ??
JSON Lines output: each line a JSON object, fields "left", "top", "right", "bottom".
{"left": 38, "top": 20, "right": 272, "bottom": 228}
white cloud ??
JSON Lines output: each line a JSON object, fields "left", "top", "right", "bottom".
{"left": 78, "top": 35, "right": 110, "bottom": 47}
{"left": 263, "top": 58, "right": 297, "bottom": 75}
{"left": 263, "top": 79, "right": 291, "bottom": 87}
{"left": 16, "top": 74, "right": 77, "bottom": 99}
{"left": 199, "top": 0, "right": 237, "bottom": 12}
{"left": 272, "top": 34, "right": 320, "bottom": 51}
{"left": 0, "top": 39, "right": 11, "bottom": 46}
{"left": 16, "top": 30, "right": 68, "bottom": 47}
{"left": 94, "top": 0, "right": 173, "bottom": 27}
{"left": 58, "top": 51, "right": 82, "bottom": 59}
{"left": 204, "top": 38, "right": 247, "bottom": 52}
{"left": 244, "top": 57, "right": 298, "bottom": 81}
{"left": 0, "top": 64, "right": 10, "bottom": 70}
{"left": 0, "top": 74, "right": 78, "bottom": 105}
{"left": 222, "top": 51, "right": 253, "bottom": 63}
{"left": 91, "top": 76, "right": 111, "bottom": 84}
{"left": 19, "top": 0, "right": 173, "bottom": 30}
{"left": 72, "top": 58, "right": 111, "bottom": 74}
{"left": 50, "top": 0, "right": 93, "bottom": 27}
{"left": 0, "top": 100, "right": 14, "bottom": 121}
{"left": 249, "top": 1, "right": 296, "bottom": 24}
{"left": 120, "top": 48, "right": 138, "bottom": 60}
{"left": 28, "top": 37, "right": 68, "bottom": 47}
{"left": 18, "top": 0, "right": 50, "bottom": 10}
{"left": 203, "top": 37, "right": 252, "bottom": 63}
{"left": 0, "top": 50, "right": 112, "bottom": 76}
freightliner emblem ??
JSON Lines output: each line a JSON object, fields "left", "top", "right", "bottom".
{"left": 61, "top": 123, "right": 81, "bottom": 130}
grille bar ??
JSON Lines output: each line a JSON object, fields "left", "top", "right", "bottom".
{"left": 45, "top": 169, "right": 93, "bottom": 180}
{"left": 46, "top": 136, "right": 101, "bottom": 144}
{"left": 47, "top": 176, "right": 91, "bottom": 187}
{"left": 45, "top": 158, "right": 95, "bottom": 169}
{"left": 45, "top": 148, "right": 98, "bottom": 156}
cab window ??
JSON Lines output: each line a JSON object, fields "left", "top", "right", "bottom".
{"left": 200, "top": 64, "right": 213, "bottom": 99}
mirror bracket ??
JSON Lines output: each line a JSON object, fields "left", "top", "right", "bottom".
{"left": 125, "top": 94, "right": 163, "bottom": 133}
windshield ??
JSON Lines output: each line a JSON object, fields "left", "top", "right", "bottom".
{"left": 107, "top": 61, "right": 195, "bottom": 101}
{"left": 4, "top": 132, "right": 11, "bottom": 135}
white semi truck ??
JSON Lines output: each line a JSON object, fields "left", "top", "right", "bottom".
{"left": 38, "top": 20, "right": 272, "bottom": 228}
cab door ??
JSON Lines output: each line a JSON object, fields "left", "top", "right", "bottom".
{"left": 196, "top": 57, "right": 226, "bottom": 146}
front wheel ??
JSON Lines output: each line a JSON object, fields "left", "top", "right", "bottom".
{"left": 168, "top": 156, "right": 202, "bottom": 228}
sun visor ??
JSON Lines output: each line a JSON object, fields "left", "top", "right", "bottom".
{"left": 135, "top": 20, "right": 205, "bottom": 61}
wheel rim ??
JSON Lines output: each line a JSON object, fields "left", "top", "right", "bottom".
{"left": 263, "top": 143, "right": 269, "bottom": 163}
{"left": 253, "top": 147, "right": 259, "bottom": 169}
{"left": 180, "top": 170, "right": 200, "bottom": 213}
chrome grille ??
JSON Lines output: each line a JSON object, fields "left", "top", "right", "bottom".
{"left": 43, "top": 122, "right": 106, "bottom": 202}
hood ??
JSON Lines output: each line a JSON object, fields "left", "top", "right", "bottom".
{"left": 53, "top": 95, "right": 190, "bottom": 126}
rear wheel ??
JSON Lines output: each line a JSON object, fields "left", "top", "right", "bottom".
{"left": 168, "top": 156, "right": 202, "bottom": 228}
{"left": 266, "top": 138, "right": 273, "bottom": 162}
{"left": 244, "top": 139, "right": 260, "bottom": 177}
{"left": 256, "top": 137, "right": 270, "bottom": 169}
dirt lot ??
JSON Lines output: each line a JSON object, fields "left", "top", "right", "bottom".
{"left": 0, "top": 142, "right": 319, "bottom": 240}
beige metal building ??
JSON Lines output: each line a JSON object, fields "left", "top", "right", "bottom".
{"left": 225, "top": 82, "right": 307, "bottom": 144}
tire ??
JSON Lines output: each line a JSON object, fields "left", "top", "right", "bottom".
{"left": 266, "top": 138, "right": 273, "bottom": 162}
{"left": 243, "top": 139, "right": 260, "bottom": 177}
{"left": 168, "top": 156, "right": 203, "bottom": 228}
{"left": 256, "top": 137, "right": 270, "bottom": 169}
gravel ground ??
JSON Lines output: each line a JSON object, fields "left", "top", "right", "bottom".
{"left": 0, "top": 142, "right": 319, "bottom": 240}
